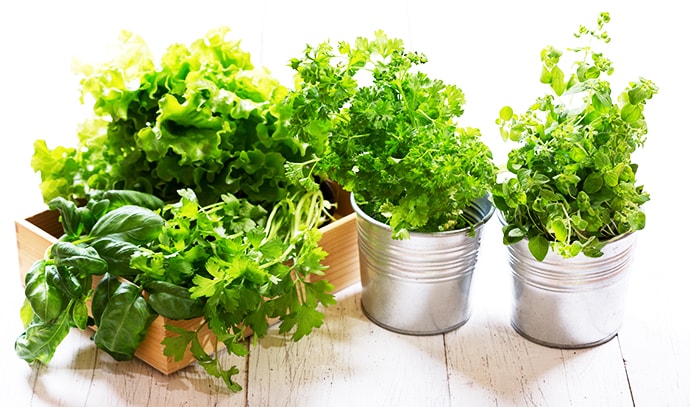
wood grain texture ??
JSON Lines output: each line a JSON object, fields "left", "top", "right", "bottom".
{"left": 248, "top": 283, "right": 452, "bottom": 407}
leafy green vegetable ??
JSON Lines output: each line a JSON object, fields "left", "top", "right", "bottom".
{"left": 16, "top": 192, "right": 164, "bottom": 364}
{"left": 143, "top": 280, "right": 204, "bottom": 320}
{"left": 492, "top": 12, "right": 657, "bottom": 260}
{"left": 89, "top": 190, "right": 165, "bottom": 211}
{"left": 31, "top": 27, "right": 310, "bottom": 208}
{"left": 15, "top": 306, "right": 73, "bottom": 365}
{"left": 17, "top": 187, "right": 335, "bottom": 392}
{"left": 134, "top": 188, "right": 335, "bottom": 391}
{"left": 286, "top": 31, "right": 497, "bottom": 238}
{"left": 24, "top": 261, "right": 68, "bottom": 322}
{"left": 51, "top": 242, "right": 107, "bottom": 275}
{"left": 90, "top": 205, "right": 164, "bottom": 244}
{"left": 22, "top": 27, "right": 337, "bottom": 393}
{"left": 92, "top": 274, "right": 121, "bottom": 327}
{"left": 93, "top": 282, "right": 157, "bottom": 361}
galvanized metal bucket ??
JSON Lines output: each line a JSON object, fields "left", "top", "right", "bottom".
{"left": 352, "top": 195, "right": 494, "bottom": 335}
{"left": 507, "top": 232, "right": 637, "bottom": 348}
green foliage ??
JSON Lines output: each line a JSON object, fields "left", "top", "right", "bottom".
{"left": 31, "top": 27, "right": 309, "bottom": 207}
{"left": 286, "top": 31, "right": 497, "bottom": 239}
{"left": 16, "top": 188, "right": 335, "bottom": 393}
{"left": 22, "top": 27, "right": 337, "bottom": 393}
{"left": 92, "top": 282, "right": 157, "bottom": 361}
{"left": 135, "top": 188, "right": 334, "bottom": 391}
{"left": 16, "top": 192, "right": 165, "bottom": 366}
{"left": 492, "top": 12, "right": 657, "bottom": 260}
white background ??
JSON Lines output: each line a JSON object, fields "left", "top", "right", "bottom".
{"left": 0, "top": 0, "right": 687, "bottom": 403}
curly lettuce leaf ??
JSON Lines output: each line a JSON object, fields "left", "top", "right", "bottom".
{"left": 32, "top": 27, "right": 313, "bottom": 207}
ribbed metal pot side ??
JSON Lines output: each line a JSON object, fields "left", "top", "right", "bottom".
{"left": 353, "top": 195, "right": 495, "bottom": 335}
{"left": 507, "top": 231, "right": 637, "bottom": 348}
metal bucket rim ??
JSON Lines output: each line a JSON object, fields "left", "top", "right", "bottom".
{"left": 497, "top": 209, "right": 638, "bottom": 252}
{"left": 351, "top": 194, "right": 495, "bottom": 237}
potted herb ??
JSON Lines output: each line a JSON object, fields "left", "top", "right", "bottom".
{"left": 492, "top": 12, "right": 658, "bottom": 348}
{"left": 287, "top": 31, "right": 497, "bottom": 334}
{"left": 17, "top": 28, "right": 340, "bottom": 392}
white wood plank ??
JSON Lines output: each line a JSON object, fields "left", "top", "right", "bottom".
{"left": 83, "top": 347, "right": 248, "bottom": 406}
{"left": 618, "top": 227, "right": 690, "bottom": 407}
{"left": 447, "top": 328, "right": 634, "bottom": 406}
{"left": 247, "top": 283, "right": 452, "bottom": 407}
{"left": 8, "top": 329, "right": 98, "bottom": 407}
{"left": 7, "top": 325, "right": 249, "bottom": 406}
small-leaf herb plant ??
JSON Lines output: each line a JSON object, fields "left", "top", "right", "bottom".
{"left": 492, "top": 12, "right": 658, "bottom": 261}
{"left": 16, "top": 188, "right": 334, "bottom": 392}
{"left": 286, "top": 31, "right": 497, "bottom": 239}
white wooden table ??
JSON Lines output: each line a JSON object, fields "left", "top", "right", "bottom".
{"left": 3, "top": 212, "right": 689, "bottom": 406}
{"left": 1, "top": 1, "right": 688, "bottom": 406}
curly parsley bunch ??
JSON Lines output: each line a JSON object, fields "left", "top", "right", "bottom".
{"left": 287, "top": 31, "right": 497, "bottom": 239}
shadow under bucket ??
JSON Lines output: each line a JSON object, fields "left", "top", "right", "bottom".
{"left": 352, "top": 195, "right": 494, "bottom": 335}
{"left": 507, "top": 232, "right": 637, "bottom": 348}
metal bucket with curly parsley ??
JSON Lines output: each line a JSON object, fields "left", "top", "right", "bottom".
{"left": 506, "top": 232, "right": 637, "bottom": 348}
{"left": 352, "top": 194, "right": 494, "bottom": 335}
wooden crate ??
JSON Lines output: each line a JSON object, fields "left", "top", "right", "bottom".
{"left": 15, "top": 191, "right": 360, "bottom": 374}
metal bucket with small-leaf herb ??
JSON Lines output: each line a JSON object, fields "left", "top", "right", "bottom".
{"left": 506, "top": 232, "right": 637, "bottom": 348}
{"left": 352, "top": 194, "right": 494, "bottom": 335}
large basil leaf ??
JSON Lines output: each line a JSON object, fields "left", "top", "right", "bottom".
{"left": 90, "top": 237, "right": 142, "bottom": 278}
{"left": 91, "top": 273, "right": 122, "bottom": 327}
{"left": 90, "top": 190, "right": 165, "bottom": 211}
{"left": 144, "top": 280, "right": 204, "bottom": 320}
{"left": 48, "top": 197, "right": 93, "bottom": 239}
{"left": 51, "top": 241, "right": 108, "bottom": 276}
{"left": 24, "top": 260, "right": 68, "bottom": 322}
{"left": 49, "top": 265, "right": 90, "bottom": 299}
{"left": 86, "top": 198, "right": 111, "bottom": 221}
{"left": 15, "top": 311, "right": 72, "bottom": 364}
{"left": 93, "top": 283, "right": 157, "bottom": 361}
{"left": 89, "top": 205, "right": 163, "bottom": 244}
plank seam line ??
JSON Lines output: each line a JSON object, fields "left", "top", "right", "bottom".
{"left": 442, "top": 333, "right": 453, "bottom": 406}
{"left": 617, "top": 335, "right": 637, "bottom": 407}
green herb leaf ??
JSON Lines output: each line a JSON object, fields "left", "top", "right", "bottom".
{"left": 51, "top": 242, "right": 107, "bottom": 276}
{"left": 90, "top": 205, "right": 163, "bottom": 244}
{"left": 24, "top": 261, "right": 68, "bottom": 322}
{"left": 15, "top": 309, "right": 72, "bottom": 364}
{"left": 93, "top": 282, "right": 156, "bottom": 361}
{"left": 288, "top": 31, "right": 496, "bottom": 237}
{"left": 91, "top": 274, "right": 124, "bottom": 328}
{"left": 89, "top": 190, "right": 165, "bottom": 211}
{"left": 528, "top": 235, "right": 549, "bottom": 262}
{"left": 90, "top": 237, "right": 143, "bottom": 277}
{"left": 145, "top": 280, "right": 204, "bottom": 320}
{"left": 161, "top": 324, "right": 197, "bottom": 362}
